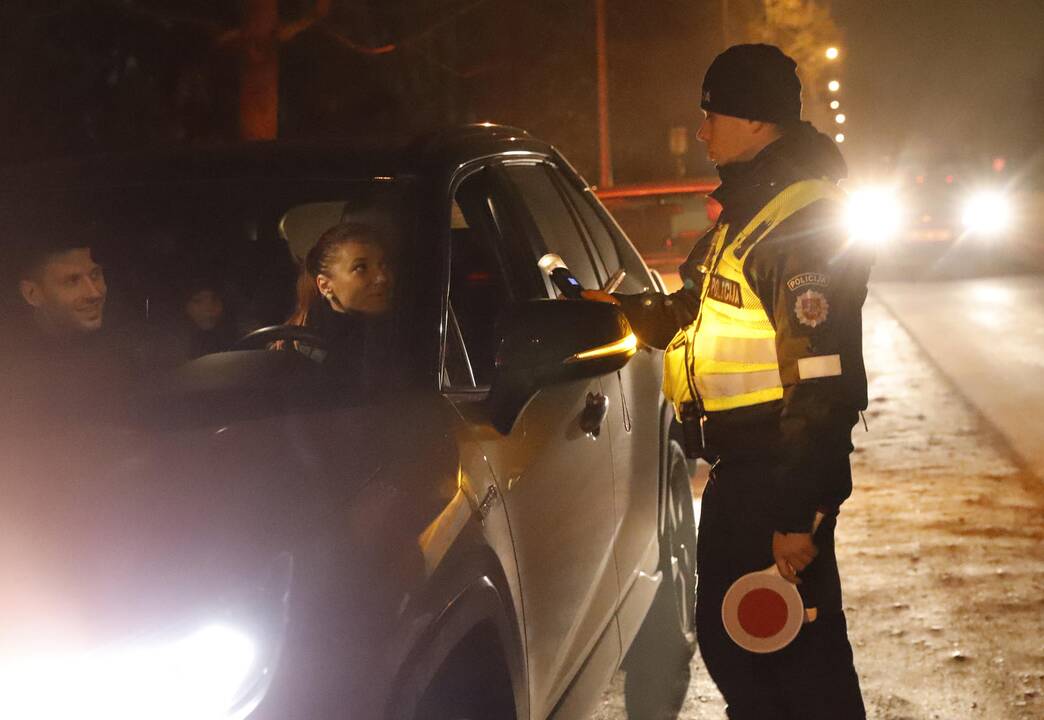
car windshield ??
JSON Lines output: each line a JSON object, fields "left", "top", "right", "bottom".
{"left": 0, "top": 177, "right": 420, "bottom": 430}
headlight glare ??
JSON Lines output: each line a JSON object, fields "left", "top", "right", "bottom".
{"left": 962, "top": 191, "right": 1012, "bottom": 235}
{"left": 0, "top": 624, "right": 260, "bottom": 720}
{"left": 845, "top": 186, "right": 904, "bottom": 244}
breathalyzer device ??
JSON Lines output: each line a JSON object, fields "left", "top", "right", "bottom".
{"left": 538, "top": 253, "right": 584, "bottom": 299}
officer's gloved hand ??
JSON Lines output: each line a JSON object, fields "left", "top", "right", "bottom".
{"left": 579, "top": 289, "right": 619, "bottom": 305}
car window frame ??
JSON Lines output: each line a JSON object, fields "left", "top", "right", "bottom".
{"left": 547, "top": 159, "right": 658, "bottom": 294}
{"left": 438, "top": 156, "right": 549, "bottom": 396}
{"left": 542, "top": 164, "right": 616, "bottom": 280}
{"left": 442, "top": 301, "right": 476, "bottom": 389}
{"left": 496, "top": 159, "right": 610, "bottom": 295}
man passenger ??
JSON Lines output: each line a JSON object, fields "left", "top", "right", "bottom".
{"left": 18, "top": 245, "right": 108, "bottom": 338}
{"left": 5, "top": 241, "right": 127, "bottom": 420}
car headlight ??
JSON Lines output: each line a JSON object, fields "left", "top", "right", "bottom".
{"left": 844, "top": 186, "right": 904, "bottom": 244}
{"left": 0, "top": 553, "right": 292, "bottom": 720}
{"left": 0, "top": 624, "right": 260, "bottom": 720}
{"left": 962, "top": 190, "right": 1012, "bottom": 235}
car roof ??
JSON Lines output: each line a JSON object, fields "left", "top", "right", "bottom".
{"left": 0, "top": 124, "right": 555, "bottom": 192}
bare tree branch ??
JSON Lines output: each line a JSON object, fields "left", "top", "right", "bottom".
{"left": 307, "top": 0, "right": 491, "bottom": 57}
{"left": 95, "top": 0, "right": 229, "bottom": 37}
{"left": 319, "top": 25, "right": 396, "bottom": 55}
{"left": 277, "top": 0, "right": 332, "bottom": 43}
{"left": 393, "top": 0, "right": 490, "bottom": 50}
{"left": 214, "top": 27, "right": 243, "bottom": 48}
{"left": 419, "top": 50, "right": 495, "bottom": 79}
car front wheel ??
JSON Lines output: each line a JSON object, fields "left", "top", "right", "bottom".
{"left": 626, "top": 437, "right": 701, "bottom": 657}
{"left": 620, "top": 440, "right": 698, "bottom": 717}
{"left": 660, "top": 438, "right": 698, "bottom": 655}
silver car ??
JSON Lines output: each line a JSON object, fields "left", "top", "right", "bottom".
{"left": 0, "top": 125, "right": 697, "bottom": 720}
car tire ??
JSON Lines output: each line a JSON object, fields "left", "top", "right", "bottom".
{"left": 407, "top": 630, "right": 517, "bottom": 720}
{"left": 413, "top": 677, "right": 516, "bottom": 720}
{"left": 625, "top": 438, "right": 698, "bottom": 666}
{"left": 619, "top": 439, "right": 697, "bottom": 717}
{"left": 660, "top": 437, "right": 698, "bottom": 656}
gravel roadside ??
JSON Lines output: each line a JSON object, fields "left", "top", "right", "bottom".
{"left": 592, "top": 294, "right": 1044, "bottom": 720}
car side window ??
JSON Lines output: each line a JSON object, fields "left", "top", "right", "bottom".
{"left": 501, "top": 163, "right": 602, "bottom": 292}
{"left": 446, "top": 169, "right": 515, "bottom": 388}
{"left": 554, "top": 176, "right": 621, "bottom": 272}
{"left": 551, "top": 169, "right": 654, "bottom": 295}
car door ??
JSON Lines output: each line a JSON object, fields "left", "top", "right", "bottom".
{"left": 540, "top": 162, "right": 667, "bottom": 640}
{"left": 441, "top": 162, "right": 621, "bottom": 719}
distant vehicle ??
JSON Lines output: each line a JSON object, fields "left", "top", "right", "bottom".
{"left": 599, "top": 168, "right": 1020, "bottom": 279}
{"left": 597, "top": 180, "right": 719, "bottom": 286}
{"left": 845, "top": 162, "right": 1017, "bottom": 263}
{"left": 0, "top": 125, "right": 698, "bottom": 720}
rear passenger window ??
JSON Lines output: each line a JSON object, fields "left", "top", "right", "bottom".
{"left": 502, "top": 164, "right": 601, "bottom": 291}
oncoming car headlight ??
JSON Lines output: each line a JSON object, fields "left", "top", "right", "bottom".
{"left": 962, "top": 190, "right": 1013, "bottom": 235}
{"left": 0, "top": 624, "right": 262, "bottom": 720}
{"left": 844, "top": 186, "right": 904, "bottom": 245}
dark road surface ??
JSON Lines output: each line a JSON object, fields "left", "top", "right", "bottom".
{"left": 873, "top": 273, "right": 1044, "bottom": 480}
{"left": 595, "top": 256, "right": 1044, "bottom": 719}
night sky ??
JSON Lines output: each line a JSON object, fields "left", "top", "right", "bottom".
{"left": 602, "top": 0, "right": 1044, "bottom": 184}
{"left": 831, "top": 0, "right": 1044, "bottom": 174}
{"left": 0, "top": 1, "right": 1040, "bottom": 187}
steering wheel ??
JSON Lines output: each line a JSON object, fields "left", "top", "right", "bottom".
{"left": 233, "top": 325, "right": 328, "bottom": 351}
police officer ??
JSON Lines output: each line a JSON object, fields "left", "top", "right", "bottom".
{"left": 586, "top": 44, "right": 868, "bottom": 718}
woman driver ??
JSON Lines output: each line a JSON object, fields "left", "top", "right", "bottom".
{"left": 287, "top": 222, "right": 394, "bottom": 375}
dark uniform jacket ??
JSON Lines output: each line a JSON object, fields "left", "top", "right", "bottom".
{"left": 617, "top": 122, "right": 872, "bottom": 533}
{"left": 300, "top": 297, "right": 394, "bottom": 384}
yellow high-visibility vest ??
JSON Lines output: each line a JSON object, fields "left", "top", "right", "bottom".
{"left": 663, "top": 179, "right": 844, "bottom": 416}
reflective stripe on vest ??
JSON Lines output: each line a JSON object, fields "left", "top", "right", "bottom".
{"left": 662, "top": 179, "right": 844, "bottom": 415}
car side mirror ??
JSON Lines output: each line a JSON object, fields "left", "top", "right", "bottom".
{"left": 488, "top": 299, "right": 637, "bottom": 435}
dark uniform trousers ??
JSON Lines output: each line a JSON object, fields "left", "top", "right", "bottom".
{"left": 695, "top": 454, "right": 866, "bottom": 720}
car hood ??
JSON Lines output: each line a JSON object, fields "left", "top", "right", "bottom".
{"left": 0, "top": 397, "right": 390, "bottom": 649}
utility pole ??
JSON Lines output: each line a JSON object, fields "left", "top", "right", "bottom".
{"left": 236, "top": 0, "right": 331, "bottom": 140}
{"left": 595, "top": 0, "right": 613, "bottom": 187}
{"left": 239, "top": 0, "right": 280, "bottom": 140}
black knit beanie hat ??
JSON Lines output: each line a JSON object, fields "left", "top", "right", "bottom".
{"left": 701, "top": 44, "right": 802, "bottom": 125}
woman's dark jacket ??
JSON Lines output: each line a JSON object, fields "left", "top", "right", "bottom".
{"left": 301, "top": 298, "right": 391, "bottom": 383}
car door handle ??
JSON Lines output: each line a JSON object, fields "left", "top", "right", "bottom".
{"left": 579, "top": 392, "right": 609, "bottom": 437}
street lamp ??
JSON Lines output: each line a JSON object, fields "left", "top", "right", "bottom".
{"left": 830, "top": 100, "right": 840, "bottom": 110}
{"left": 828, "top": 80, "right": 840, "bottom": 93}
{"left": 835, "top": 113, "right": 846, "bottom": 124}
{"left": 835, "top": 133, "right": 845, "bottom": 143}
{"left": 825, "top": 46, "right": 839, "bottom": 60}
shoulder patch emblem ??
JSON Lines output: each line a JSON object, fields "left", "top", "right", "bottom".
{"left": 794, "top": 289, "right": 829, "bottom": 328}
{"left": 787, "top": 272, "right": 829, "bottom": 291}
{"left": 707, "top": 274, "right": 742, "bottom": 308}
